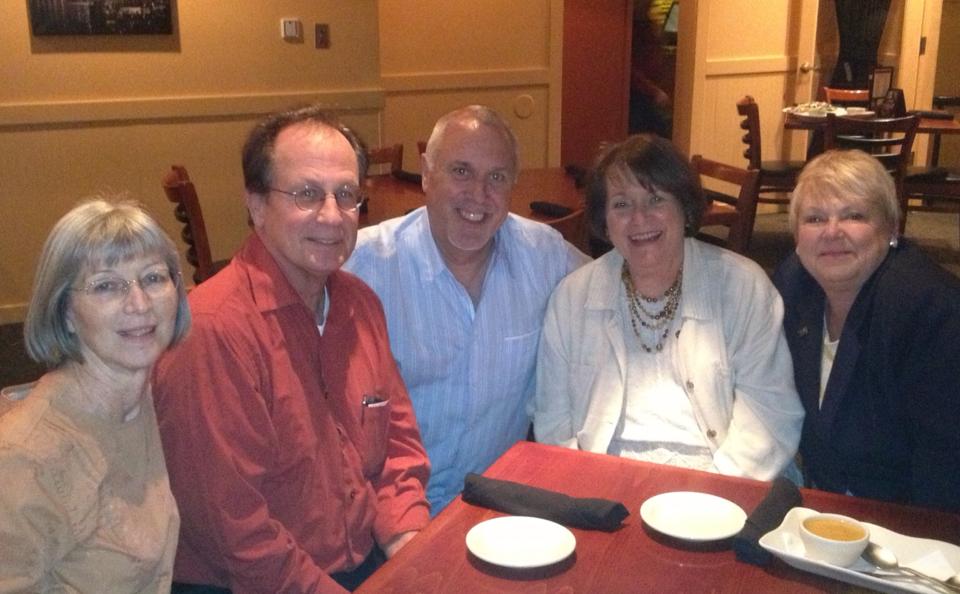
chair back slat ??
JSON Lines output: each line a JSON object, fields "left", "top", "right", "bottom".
{"left": 822, "top": 87, "right": 871, "bottom": 107}
{"left": 692, "top": 154, "right": 760, "bottom": 253}
{"left": 824, "top": 114, "right": 919, "bottom": 235}
{"left": 367, "top": 143, "right": 404, "bottom": 177}
{"left": 736, "top": 96, "right": 763, "bottom": 169}
{"left": 162, "top": 165, "right": 223, "bottom": 284}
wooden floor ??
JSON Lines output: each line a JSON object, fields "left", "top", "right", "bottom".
{"left": 2, "top": 209, "right": 958, "bottom": 389}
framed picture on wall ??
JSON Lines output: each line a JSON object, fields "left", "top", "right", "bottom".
{"left": 28, "top": 0, "right": 173, "bottom": 36}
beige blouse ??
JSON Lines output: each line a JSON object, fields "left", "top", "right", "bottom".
{"left": 0, "top": 379, "right": 179, "bottom": 593}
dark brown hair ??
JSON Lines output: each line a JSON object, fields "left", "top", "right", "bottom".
{"left": 585, "top": 134, "right": 705, "bottom": 241}
{"left": 241, "top": 104, "right": 369, "bottom": 195}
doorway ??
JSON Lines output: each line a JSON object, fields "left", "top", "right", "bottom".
{"left": 628, "top": 0, "right": 677, "bottom": 138}
{"left": 934, "top": 0, "right": 960, "bottom": 163}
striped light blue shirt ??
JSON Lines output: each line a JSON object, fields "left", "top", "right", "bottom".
{"left": 345, "top": 208, "right": 588, "bottom": 513}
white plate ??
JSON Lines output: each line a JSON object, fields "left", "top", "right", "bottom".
{"left": 759, "top": 507, "right": 960, "bottom": 594}
{"left": 844, "top": 108, "right": 876, "bottom": 118}
{"left": 783, "top": 106, "right": 849, "bottom": 118}
{"left": 465, "top": 516, "right": 576, "bottom": 568}
{"left": 639, "top": 491, "right": 747, "bottom": 541}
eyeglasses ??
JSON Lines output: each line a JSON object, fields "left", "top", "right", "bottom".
{"left": 269, "top": 185, "right": 366, "bottom": 212}
{"left": 73, "top": 269, "right": 179, "bottom": 303}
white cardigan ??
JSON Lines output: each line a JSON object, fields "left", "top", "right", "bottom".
{"left": 531, "top": 239, "right": 804, "bottom": 480}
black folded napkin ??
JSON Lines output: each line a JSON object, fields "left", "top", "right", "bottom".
{"left": 461, "top": 473, "right": 629, "bottom": 531}
{"left": 529, "top": 201, "right": 574, "bottom": 218}
{"left": 733, "top": 477, "right": 803, "bottom": 566}
{"left": 391, "top": 169, "right": 423, "bottom": 184}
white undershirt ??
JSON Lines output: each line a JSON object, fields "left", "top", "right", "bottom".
{"left": 607, "top": 287, "right": 716, "bottom": 472}
{"left": 316, "top": 286, "right": 331, "bottom": 335}
{"left": 819, "top": 316, "right": 839, "bottom": 409}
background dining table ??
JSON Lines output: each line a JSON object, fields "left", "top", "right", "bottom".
{"left": 360, "top": 167, "right": 586, "bottom": 228}
{"left": 783, "top": 112, "right": 960, "bottom": 161}
{"left": 784, "top": 113, "right": 960, "bottom": 136}
{"left": 357, "top": 441, "right": 960, "bottom": 593}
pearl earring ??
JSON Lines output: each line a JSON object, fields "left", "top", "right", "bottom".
{"left": 889, "top": 237, "right": 899, "bottom": 248}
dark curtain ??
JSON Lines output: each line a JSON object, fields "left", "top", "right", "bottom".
{"left": 831, "top": 0, "right": 892, "bottom": 88}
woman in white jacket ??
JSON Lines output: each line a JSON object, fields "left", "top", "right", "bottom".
{"left": 531, "top": 135, "right": 804, "bottom": 480}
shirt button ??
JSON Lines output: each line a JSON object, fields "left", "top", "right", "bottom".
{"left": 685, "top": 380, "right": 694, "bottom": 390}
{"left": 706, "top": 429, "right": 717, "bottom": 439}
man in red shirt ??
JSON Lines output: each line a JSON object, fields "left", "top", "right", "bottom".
{"left": 153, "top": 105, "right": 430, "bottom": 593}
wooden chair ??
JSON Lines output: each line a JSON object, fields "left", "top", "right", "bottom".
{"left": 367, "top": 143, "right": 404, "bottom": 177}
{"left": 546, "top": 208, "right": 588, "bottom": 253}
{"left": 904, "top": 96, "right": 960, "bottom": 243}
{"left": 161, "top": 165, "right": 229, "bottom": 285}
{"left": 824, "top": 114, "right": 919, "bottom": 235}
{"left": 736, "top": 96, "right": 806, "bottom": 203}
{"left": 692, "top": 155, "right": 761, "bottom": 254}
{"left": 821, "top": 87, "right": 871, "bottom": 107}
{"left": 926, "top": 95, "right": 960, "bottom": 168}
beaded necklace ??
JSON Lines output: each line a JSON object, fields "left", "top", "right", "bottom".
{"left": 621, "top": 260, "right": 683, "bottom": 353}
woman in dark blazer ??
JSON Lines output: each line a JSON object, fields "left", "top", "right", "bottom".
{"left": 773, "top": 149, "right": 960, "bottom": 513}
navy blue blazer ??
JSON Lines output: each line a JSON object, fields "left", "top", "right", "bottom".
{"left": 773, "top": 240, "right": 960, "bottom": 513}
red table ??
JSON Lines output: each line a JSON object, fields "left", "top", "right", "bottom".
{"left": 358, "top": 441, "right": 960, "bottom": 593}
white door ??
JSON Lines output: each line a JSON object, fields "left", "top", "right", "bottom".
{"left": 673, "top": 0, "right": 823, "bottom": 165}
{"left": 899, "top": 0, "right": 945, "bottom": 160}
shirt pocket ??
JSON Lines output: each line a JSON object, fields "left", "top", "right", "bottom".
{"left": 499, "top": 329, "right": 541, "bottom": 383}
{"left": 358, "top": 396, "right": 391, "bottom": 478}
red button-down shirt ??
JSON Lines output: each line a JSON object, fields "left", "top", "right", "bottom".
{"left": 153, "top": 234, "right": 430, "bottom": 593}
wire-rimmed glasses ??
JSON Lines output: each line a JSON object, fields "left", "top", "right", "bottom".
{"left": 72, "top": 269, "right": 179, "bottom": 304}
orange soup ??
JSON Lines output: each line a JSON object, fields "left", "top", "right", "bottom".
{"left": 802, "top": 517, "right": 865, "bottom": 541}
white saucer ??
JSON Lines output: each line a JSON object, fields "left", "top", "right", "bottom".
{"left": 465, "top": 515, "right": 576, "bottom": 568}
{"left": 760, "top": 507, "right": 960, "bottom": 594}
{"left": 640, "top": 491, "right": 747, "bottom": 541}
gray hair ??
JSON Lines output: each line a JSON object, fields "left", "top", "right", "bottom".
{"left": 24, "top": 196, "right": 191, "bottom": 368}
{"left": 423, "top": 105, "right": 520, "bottom": 179}
{"left": 790, "top": 149, "right": 900, "bottom": 236}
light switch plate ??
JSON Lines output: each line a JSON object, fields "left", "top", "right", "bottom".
{"left": 315, "top": 23, "right": 330, "bottom": 49}
{"left": 281, "top": 18, "right": 302, "bottom": 41}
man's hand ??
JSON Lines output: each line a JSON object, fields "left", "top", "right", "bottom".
{"left": 382, "top": 530, "right": 418, "bottom": 558}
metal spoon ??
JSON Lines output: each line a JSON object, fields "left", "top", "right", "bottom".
{"left": 861, "top": 541, "right": 960, "bottom": 593}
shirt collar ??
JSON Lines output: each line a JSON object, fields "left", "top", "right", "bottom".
{"left": 239, "top": 233, "right": 324, "bottom": 314}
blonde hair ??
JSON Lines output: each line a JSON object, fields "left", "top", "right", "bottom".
{"left": 790, "top": 149, "right": 900, "bottom": 236}
{"left": 25, "top": 196, "right": 191, "bottom": 367}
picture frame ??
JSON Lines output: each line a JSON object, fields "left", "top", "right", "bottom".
{"left": 869, "top": 66, "right": 894, "bottom": 109}
{"left": 28, "top": 0, "right": 173, "bottom": 36}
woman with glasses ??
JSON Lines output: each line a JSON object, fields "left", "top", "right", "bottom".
{"left": 531, "top": 135, "right": 804, "bottom": 480}
{"left": 0, "top": 197, "right": 190, "bottom": 592}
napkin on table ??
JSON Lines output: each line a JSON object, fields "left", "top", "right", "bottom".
{"left": 461, "top": 473, "right": 630, "bottom": 531}
{"left": 733, "top": 477, "right": 803, "bottom": 565}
